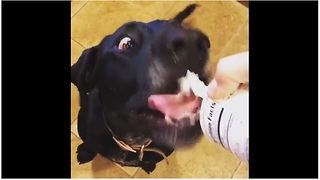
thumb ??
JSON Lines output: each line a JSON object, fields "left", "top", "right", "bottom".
{"left": 207, "top": 78, "right": 240, "bottom": 101}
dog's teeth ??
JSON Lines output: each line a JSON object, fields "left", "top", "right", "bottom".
{"left": 164, "top": 115, "right": 175, "bottom": 125}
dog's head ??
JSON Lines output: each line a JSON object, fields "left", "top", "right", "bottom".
{"left": 72, "top": 4, "right": 210, "bottom": 149}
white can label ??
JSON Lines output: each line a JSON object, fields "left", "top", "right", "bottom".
{"left": 199, "top": 92, "right": 249, "bottom": 162}
{"left": 200, "top": 97, "right": 224, "bottom": 144}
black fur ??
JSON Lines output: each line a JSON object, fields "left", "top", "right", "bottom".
{"left": 71, "top": 4, "right": 211, "bottom": 174}
{"left": 173, "top": 4, "right": 199, "bottom": 23}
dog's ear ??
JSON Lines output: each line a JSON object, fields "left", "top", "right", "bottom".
{"left": 173, "top": 3, "right": 198, "bottom": 23}
{"left": 71, "top": 46, "right": 98, "bottom": 93}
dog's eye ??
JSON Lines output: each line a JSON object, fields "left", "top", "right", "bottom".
{"left": 118, "top": 37, "right": 135, "bottom": 51}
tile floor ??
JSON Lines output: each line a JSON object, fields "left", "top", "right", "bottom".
{"left": 71, "top": 1, "right": 248, "bottom": 178}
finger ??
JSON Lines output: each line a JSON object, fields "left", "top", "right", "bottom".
{"left": 207, "top": 78, "right": 240, "bottom": 100}
{"left": 216, "top": 51, "right": 249, "bottom": 84}
{"left": 208, "top": 51, "right": 248, "bottom": 100}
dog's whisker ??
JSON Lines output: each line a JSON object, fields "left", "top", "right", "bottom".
{"left": 173, "top": 52, "right": 180, "bottom": 64}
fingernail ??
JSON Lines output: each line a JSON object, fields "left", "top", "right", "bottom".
{"left": 207, "top": 79, "right": 219, "bottom": 99}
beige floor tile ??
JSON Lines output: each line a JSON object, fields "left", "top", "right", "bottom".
{"left": 208, "top": 18, "right": 248, "bottom": 76}
{"left": 71, "top": 119, "right": 79, "bottom": 137}
{"left": 133, "top": 136, "right": 241, "bottom": 178}
{"left": 71, "top": 133, "right": 131, "bottom": 178}
{"left": 218, "top": 19, "right": 248, "bottom": 60}
{"left": 71, "top": 1, "right": 87, "bottom": 18}
{"left": 71, "top": 40, "right": 83, "bottom": 123}
{"left": 156, "top": 1, "right": 198, "bottom": 20}
{"left": 114, "top": 163, "right": 139, "bottom": 177}
{"left": 129, "top": 1, "right": 194, "bottom": 19}
{"left": 71, "top": 84, "right": 79, "bottom": 124}
{"left": 71, "top": 1, "right": 155, "bottom": 48}
{"left": 232, "top": 162, "right": 249, "bottom": 178}
{"left": 71, "top": 39, "right": 84, "bottom": 65}
{"left": 71, "top": 119, "right": 138, "bottom": 176}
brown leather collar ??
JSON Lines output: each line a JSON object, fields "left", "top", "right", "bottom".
{"left": 100, "top": 102, "right": 169, "bottom": 164}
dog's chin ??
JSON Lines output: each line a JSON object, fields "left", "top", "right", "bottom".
{"left": 131, "top": 109, "right": 200, "bottom": 127}
{"left": 129, "top": 103, "right": 203, "bottom": 149}
{"left": 151, "top": 112, "right": 203, "bottom": 149}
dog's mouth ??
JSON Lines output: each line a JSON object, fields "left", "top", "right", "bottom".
{"left": 147, "top": 91, "right": 202, "bottom": 126}
{"left": 127, "top": 90, "right": 203, "bottom": 149}
{"left": 147, "top": 72, "right": 204, "bottom": 126}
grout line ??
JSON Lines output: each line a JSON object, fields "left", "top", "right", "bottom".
{"left": 123, "top": 168, "right": 134, "bottom": 178}
{"left": 71, "top": 131, "right": 79, "bottom": 139}
{"left": 131, "top": 167, "right": 140, "bottom": 178}
{"left": 71, "top": 117, "right": 77, "bottom": 124}
{"left": 231, "top": 161, "right": 242, "bottom": 178}
{"left": 71, "top": 119, "right": 76, "bottom": 125}
{"left": 217, "top": 19, "right": 248, "bottom": 59}
{"left": 71, "top": 1, "right": 89, "bottom": 19}
{"left": 72, "top": 38, "right": 86, "bottom": 49}
{"left": 206, "top": 19, "right": 247, "bottom": 77}
{"left": 113, "top": 163, "right": 136, "bottom": 178}
{"left": 131, "top": 1, "right": 176, "bottom": 20}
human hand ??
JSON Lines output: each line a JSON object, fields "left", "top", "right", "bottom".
{"left": 208, "top": 51, "right": 249, "bottom": 101}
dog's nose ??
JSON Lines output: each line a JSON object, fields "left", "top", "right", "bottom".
{"left": 196, "top": 31, "right": 211, "bottom": 49}
{"left": 168, "top": 31, "right": 187, "bottom": 52}
{"left": 168, "top": 30, "right": 210, "bottom": 52}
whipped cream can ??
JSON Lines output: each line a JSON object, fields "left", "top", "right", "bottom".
{"left": 199, "top": 90, "right": 249, "bottom": 163}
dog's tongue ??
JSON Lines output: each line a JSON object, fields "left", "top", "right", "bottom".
{"left": 148, "top": 93, "right": 201, "bottom": 121}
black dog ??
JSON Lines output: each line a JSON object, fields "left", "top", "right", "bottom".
{"left": 71, "top": 4, "right": 210, "bottom": 174}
